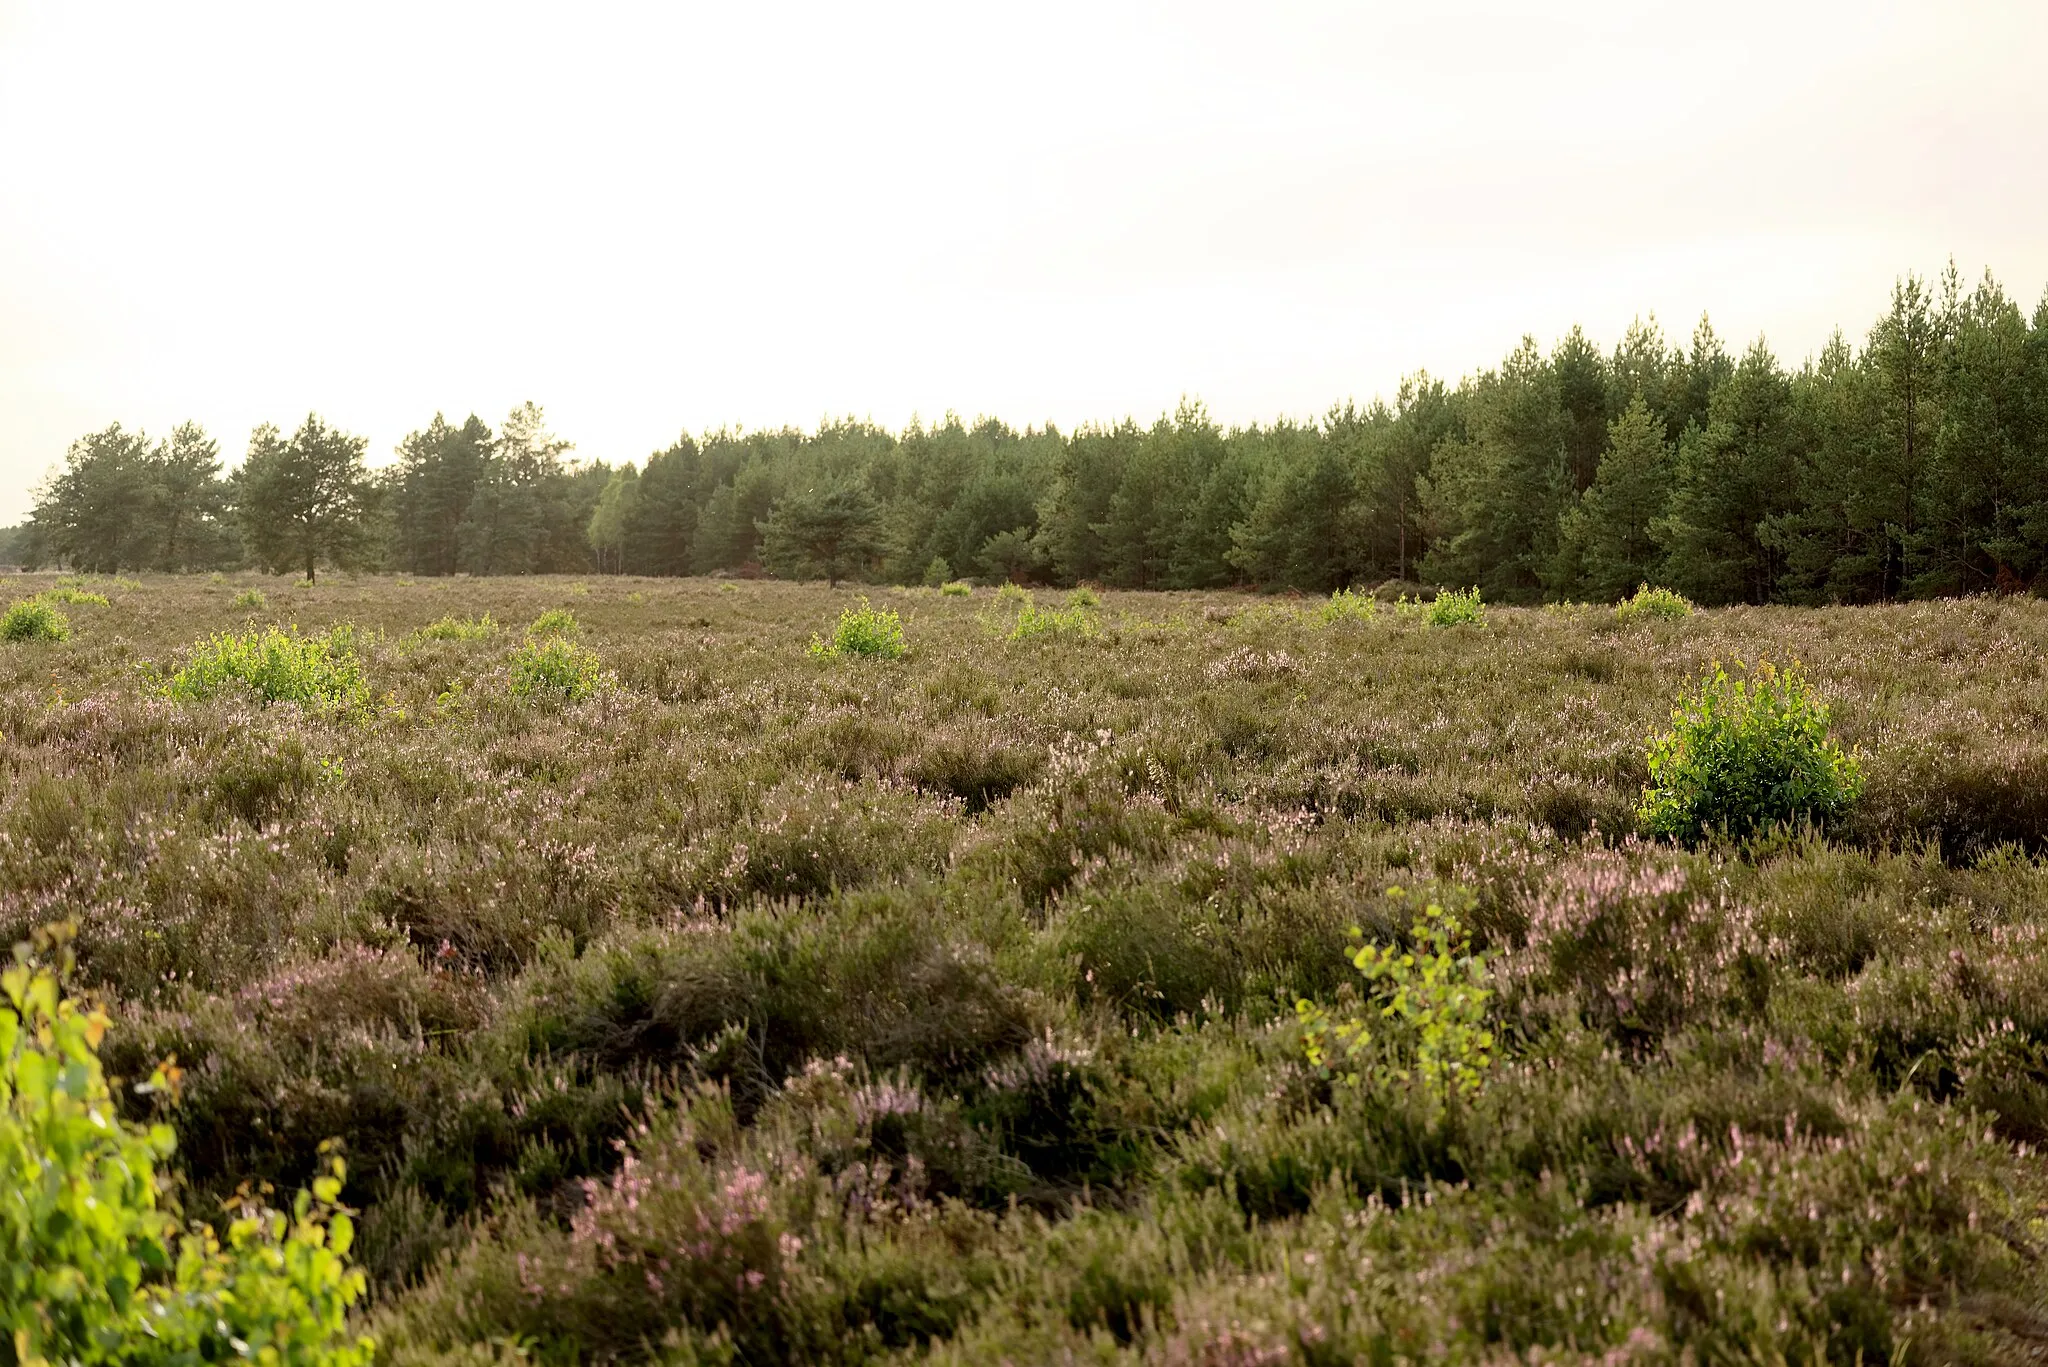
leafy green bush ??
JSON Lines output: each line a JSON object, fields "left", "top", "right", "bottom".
{"left": 411, "top": 613, "right": 498, "bottom": 643}
{"left": 993, "top": 582, "right": 1030, "bottom": 607}
{"left": 1638, "top": 659, "right": 1864, "bottom": 843}
{"left": 1009, "top": 602, "right": 1096, "bottom": 641}
{"left": 809, "top": 598, "right": 907, "bottom": 659}
{"left": 232, "top": 588, "right": 267, "bottom": 611}
{"left": 527, "top": 608, "right": 580, "bottom": 637}
{"left": 0, "top": 931, "right": 372, "bottom": 1367}
{"left": 165, "top": 625, "right": 369, "bottom": 709}
{"left": 1066, "top": 585, "right": 1101, "bottom": 609}
{"left": 508, "top": 636, "right": 608, "bottom": 700}
{"left": 1, "top": 599, "right": 69, "bottom": 642}
{"left": 1315, "top": 587, "right": 1377, "bottom": 625}
{"left": 939, "top": 580, "right": 973, "bottom": 597}
{"left": 1427, "top": 586, "right": 1485, "bottom": 628}
{"left": 923, "top": 556, "right": 953, "bottom": 587}
{"left": 1615, "top": 583, "right": 1692, "bottom": 622}
{"left": 38, "top": 586, "right": 110, "bottom": 607}
{"left": 1294, "top": 888, "right": 1496, "bottom": 1100}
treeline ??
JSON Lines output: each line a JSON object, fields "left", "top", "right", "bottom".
{"left": 15, "top": 265, "right": 2048, "bottom": 602}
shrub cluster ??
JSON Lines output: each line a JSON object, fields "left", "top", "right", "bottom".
{"left": 809, "top": 598, "right": 907, "bottom": 659}
{"left": 164, "top": 625, "right": 370, "bottom": 709}
{"left": 1614, "top": 582, "right": 1692, "bottom": 621}
{"left": 1639, "top": 659, "right": 1864, "bottom": 843}
{"left": 0, "top": 599, "right": 69, "bottom": 642}
{"left": 1426, "top": 585, "right": 1485, "bottom": 627}
{"left": 508, "top": 636, "right": 608, "bottom": 700}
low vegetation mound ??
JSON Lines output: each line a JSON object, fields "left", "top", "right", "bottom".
{"left": 164, "top": 624, "right": 369, "bottom": 709}
{"left": 809, "top": 598, "right": 906, "bottom": 658}
{"left": 0, "top": 599, "right": 69, "bottom": 642}
{"left": 1426, "top": 584, "right": 1485, "bottom": 627}
{"left": 1615, "top": 582, "right": 1693, "bottom": 622}
{"left": 508, "top": 636, "right": 607, "bottom": 700}
{"left": 1639, "top": 659, "right": 1865, "bottom": 842}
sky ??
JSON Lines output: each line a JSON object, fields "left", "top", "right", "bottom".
{"left": 2, "top": 0, "right": 2045, "bottom": 520}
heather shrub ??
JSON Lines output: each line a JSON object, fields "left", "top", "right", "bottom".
{"left": 507, "top": 636, "right": 607, "bottom": 700}
{"left": 1639, "top": 660, "right": 1863, "bottom": 843}
{"left": 0, "top": 930, "right": 373, "bottom": 1367}
{"left": 809, "top": 597, "right": 907, "bottom": 659}
{"left": 527, "top": 607, "right": 580, "bottom": 637}
{"left": 1426, "top": 585, "right": 1485, "bottom": 627}
{"left": 1, "top": 598, "right": 68, "bottom": 642}
{"left": 410, "top": 613, "right": 497, "bottom": 643}
{"left": 1614, "top": 582, "right": 1691, "bottom": 622}
{"left": 165, "top": 624, "right": 369, "bottom": 708}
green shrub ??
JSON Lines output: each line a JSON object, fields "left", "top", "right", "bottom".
{"left": 1009, "top": 602, "right": 1096, "bottom": 641}
{"left": 1615, "top": 583, "right": 1692, "bottom": 622}
{"left": 1294, "top": 888, "right": 1495, "bottom": 1100}
{"left": 38, "top": 586, "right": 109, "bottom": 607}
{"left": 1638, "top": 659, "right": 1864, "bottom": 843}
{"left": 527, "top": 608, "right": 580, "bottom": 637}
{"left": 1427, "top": 586, "right": 1485, "bottom": 628}
{"left": 923, "top": 556, "right": 953, "bottom": 587}
{"left": 1315, "top": 587, "right": 1377, "bottom": 625}
{"left": 411, "top": 613, "right": 498, "bottom": 643}
{"left": 809, "top": 598, "right": 907, "bottom": 659}
{"left": 1066, "top": 585, "right": 1101, "bottom": 609}
{"left": 165, "top": 625, "right": 369, "bottom": 709}
{"left": 508, "top": 637, "right": 608, "bottom": 700}
{"left": 993, "top": 582, "right": 1031, "bottom": 607}
{"left": 0, "top": 931, "right": 372, "bottom": 1367}
{"left": 1, "top": 599, "right": 69, "bottom": 642}
{"left": 233, "top": 588, "right": 267, "bottom": 611}
{"left": 940, "top": 580, "right": 974, "bottom": 597}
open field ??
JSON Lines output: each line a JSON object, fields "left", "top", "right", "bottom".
{"left": 5, "top": 573, "right": 2048, "bottom": 1363}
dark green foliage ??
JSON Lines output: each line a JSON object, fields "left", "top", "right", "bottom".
{"left": 234, "top": 415, "right": 375, "bottom": 584}
{"left": 759, "top": 483, "right": 885, "bottom": 587}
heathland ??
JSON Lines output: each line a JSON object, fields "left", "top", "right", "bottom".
{"left": 5, "top": 572, "right": 2048, "bottom": 1364}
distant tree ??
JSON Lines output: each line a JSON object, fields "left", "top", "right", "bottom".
{"left": 30, "top": 424, "right": 156, "bottom": 572}
{"left": 460, "top": 402, "right": 572, "bottom": 575}
{"left": 1558, "top": 397, "right": 1673, "bottom": 601}
{"left": 147, "top": 422, "right": 234, "bottom": 570}
{"left": 757, "top": 483, "right": 883, "bottom": 587}
{"left": 390, "top": 413, "right": 492, "bottom": 575}
{"left": 1419, "top": 338, "right": 1570, "bottom": 600}
{"left": 587, "top": 465, "right": 640, "bottom": 574}
{"left": 235, "top": 414, "right": 373, "bottom": 583}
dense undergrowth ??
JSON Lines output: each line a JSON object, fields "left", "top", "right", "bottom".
{"left": 2, "top": 572, "right": 2047, "bottom": 1363}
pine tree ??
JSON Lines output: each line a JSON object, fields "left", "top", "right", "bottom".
{"left": 234, "top": 415, "right": 373, "bottom": 583}
{"left": 1560, "top": 397, "right": 1672, "bottom": 601}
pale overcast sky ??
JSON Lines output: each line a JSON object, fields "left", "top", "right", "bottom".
{"left": 2, "top": 1, "right": 2044, "bottom": 519}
